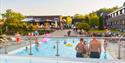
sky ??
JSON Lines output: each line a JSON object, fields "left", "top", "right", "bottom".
{"left": 0, "top": 0, "right": 125, "bottom": 16}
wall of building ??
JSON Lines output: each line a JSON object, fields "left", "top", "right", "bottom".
{"left": 106, "top": 6, "right": 125, "bottom": 29}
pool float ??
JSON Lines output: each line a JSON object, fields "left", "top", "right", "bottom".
{"left": 65, "top": 43, "right": 72, "bottom": 47}
{"left": 42, "top": 38, "right": 48, "bottom": 43}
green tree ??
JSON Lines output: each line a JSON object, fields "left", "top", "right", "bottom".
{"left": 96, "top": 6, "right": 118, "bottom": 16}
{"left": 74, "top": 14, "right": 85, "bottom": 19}
{"left": 1, "top": 9, "right": 26, "bottom": 34}
{"left": 0, "top": 19, "right": 4, "bottom": 35}
{"left": 89, "top": 13, "right": 99, "bottom": 26}
{"left": 84, "top": 15, "right": 89, "bottom": 24}
{"left": 76, "top": 23, "right": 90, "bottom": 31}
{"left": 123, "top": 2, "right": 125, "bottom": 6}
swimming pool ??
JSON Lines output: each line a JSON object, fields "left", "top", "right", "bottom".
{"left": 8, "top": 37, "right": 113, "bottom": 59}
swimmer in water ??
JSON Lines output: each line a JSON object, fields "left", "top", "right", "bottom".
{"left": 73, "top": 40, "right": 74, "bottom": 43}
{"left": 35, "top": 45, "right": 39, "bottom": 51}
{"left": 53, "top": 45, "right": 56, "bottom": 49}
{"left": 25, "top": 46, "right": 28, "bottom": 51}
{"left": 64, "top": 40, "right": 67, "bottom": 44}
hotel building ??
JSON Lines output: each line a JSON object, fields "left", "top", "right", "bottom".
{"left": 106, "top": 6, "right": 125, "bottom": 29}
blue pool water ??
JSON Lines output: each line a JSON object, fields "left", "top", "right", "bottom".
{"left": 11, "top": 37, "right": 113, "bottom": 59}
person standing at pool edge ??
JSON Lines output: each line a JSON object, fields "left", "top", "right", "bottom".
{"left": 89, "top": 35, "right": 101, "bottom": 58}
{"left": 75, "top": 38, "right": 87, "bottom": 58}
{"left": 67, "top": 30, "right": 71, "bottom": 36}
{"left": 15, "top": 32, "right": 21, "bottom": 46}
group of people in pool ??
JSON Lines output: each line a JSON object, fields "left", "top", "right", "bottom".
{"left": 75, "top": 35, "right": 102, "bottom": 58}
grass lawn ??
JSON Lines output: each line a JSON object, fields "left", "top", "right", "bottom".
{"left": 89, "top": 29, "right": 125, "bottom": 35}
{"left": 89, "top": 29, "right": 105, "bottom": 33}
{"left": 89, "top": 29, "right": 119, "bottom": 33}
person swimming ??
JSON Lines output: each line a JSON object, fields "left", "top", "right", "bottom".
{"left": 35, "top": 45, "right": 39, "bottom": 51}
{"left": 25, "top": 46, "right": 28, "bottom": 51}
{"left": 35, "top": 37, "right": 39, "bottom": 51}
{"left": 64, "top": 40, "right": 67, "bottom": 44}
{"left": 53, "top": 45, "right": 56, "bottom": 49}
{"left": 73, "top": 40, "right": 74, "bottom": 43}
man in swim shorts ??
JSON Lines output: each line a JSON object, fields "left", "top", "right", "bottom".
{"left": 75, "top": 38, "right": 87, "bottom": 58}
{"left": 89, "top": 36, "right": 101, "bottom": 58}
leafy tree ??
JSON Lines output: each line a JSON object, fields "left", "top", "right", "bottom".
{"left": 0, "top": 19, "right": 4, "bottom": 34}
{"left": 1, "top": 9, "right": 26, "bottom": 34}
{"left": 98, "top": 16, "right": 103, "bottom": 30}
{"left": 84, "top": 15, "right": 89, "bottom": 24}
{"left": 76, "top": 23, "right": 90, "bottom": 31}
{"left": 74, "top": 14, "right": 85, "bottom": 19}
{"left": 96, "top": 6, "right": 118, "bottom": 16}
{"left": 123, "top": 2, "right": 125, "bottom": 6}
{"left": 89, "top": 13, "right": 99, "bottom": 26}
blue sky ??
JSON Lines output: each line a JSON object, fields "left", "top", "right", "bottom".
{"left": 0, "top": 0, "right": 125, "bottom": 16}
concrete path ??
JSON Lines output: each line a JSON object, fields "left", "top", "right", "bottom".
{"left": 107, "top": 42, "right": 125, "bottom": 59}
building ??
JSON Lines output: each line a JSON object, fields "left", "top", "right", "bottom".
{"left": 22, "top": 15, "right": 63, "bottom": 28}
{"left": 106, "top": 6, "right": 125, "bottom": 29}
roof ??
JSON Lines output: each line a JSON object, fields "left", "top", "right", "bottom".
{"left": 26, "top": 15, "right": 62, "bottom": 18}
{"left": 108, "top": 6, "right": 125, "bottom": 15}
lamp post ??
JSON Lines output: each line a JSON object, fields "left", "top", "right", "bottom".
{"left": 55, "top": 40, "right": 59, "bottom": 56}
{"left": 118, "top": 42, "right": 121, "bottom": 59}
{"left": 28, "top": 33, "right": 33, "bottom": 55}
{"left": 4, "top": 42, "right": 8, "bottom": 54}
{"left": 1, "top": 37, "right": 8, "bottom": 54}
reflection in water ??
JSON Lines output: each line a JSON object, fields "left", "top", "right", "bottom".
{"left": 29, "top": 59, "right": 32, "bottom": 63}
{"left": 5, "top": 58, "right": 8, "bottom": 63}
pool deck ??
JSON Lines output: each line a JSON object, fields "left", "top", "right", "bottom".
{"left": 107, "top": 42, "right": 125, "bottom": 59}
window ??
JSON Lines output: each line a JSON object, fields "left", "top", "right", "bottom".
{"left": 120, "top": 10, "right": 122, "bottom": 14}
{"left": 124, "top": 8, "right": 125, "bottom": 13}
{"left": 113, "top": 13, "right": 115, "bottom": 17}
{"left": 122, "top": 20, "right": 125, "bottom": 25}
{"left": 116, "top": 12, "right": 118, "bottom": 16}
{"left": 123, "top": 20, "right": 124, "bottom": 25}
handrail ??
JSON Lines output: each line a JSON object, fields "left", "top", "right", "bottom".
{"left": 55, "top": 40, "right": 59, "bottom": 56}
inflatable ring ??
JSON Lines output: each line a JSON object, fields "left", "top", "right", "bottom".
{"left": 42, "top": 38, "right": 48, "bottom": 42}
{"left": 65, "top": 43, "right": 72, "bottom": 47}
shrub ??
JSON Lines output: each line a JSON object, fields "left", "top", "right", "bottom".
{"left": 76, "top": 23, "right": 90, "bottom": 31}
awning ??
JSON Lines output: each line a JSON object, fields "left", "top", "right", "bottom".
{"left": 22, "top": 18, "right": 34, "bottom": 22}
